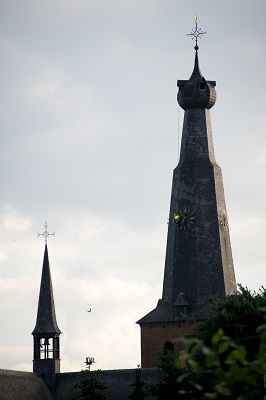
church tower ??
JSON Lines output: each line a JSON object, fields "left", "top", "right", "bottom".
{"left": 137, "top": 21, "right": 236, "bottom": 368}
{"left": 32, "top": 224, "right": 61, "bottom": 388}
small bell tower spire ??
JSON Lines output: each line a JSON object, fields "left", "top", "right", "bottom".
{"left": 32, "top": 223, "right": 61, "bottom": 389}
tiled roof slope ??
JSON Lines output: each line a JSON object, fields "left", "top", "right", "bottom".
{"left": 0, "top": 370, "right": 53, "bottom": 400}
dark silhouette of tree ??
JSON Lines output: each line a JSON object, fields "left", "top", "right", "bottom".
{"left": 72, "top": 369, "right": 109, "bottom": 400}
{"left": 149, "top": 352, "right": 183, "bottom": 400}
{"left": 190, "top": 285, "right": 266, "bottom": 360}
{"left": 128, "top": 365, "right": 147, "bottom": 400}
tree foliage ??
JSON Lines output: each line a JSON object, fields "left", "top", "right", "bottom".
{"left": 149, "top": 323, "right": 266, "bottom": 399}
{"left": 190, "top": 285, "right": 266, "bottom": 359}
{"left": 72, "top": 369, "right": 109, "bottom": 400}
{"left": 149, "top": 352, "right": 182, "bottom": 400}
{"left": 128, "top": 365, "right": 147, "bottom": 400}
{"left": 149, "top": 286, "right": 266, "bottom": 399}
{"left": 176, "top": 326, "right": 266, "bottom": 399}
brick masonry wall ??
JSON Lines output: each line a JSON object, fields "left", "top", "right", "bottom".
{"left": 140, "top": 321, "right": 195, "bottom": 368}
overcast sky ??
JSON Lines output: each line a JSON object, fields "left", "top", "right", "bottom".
{"left": 0, "top": 0, "right": 265, "bottom": 373}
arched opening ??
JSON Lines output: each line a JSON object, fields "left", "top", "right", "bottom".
{"left": 163, "top": 341, "right": 174, "bottom": 354}
{"left": 33, "top": 336, "right": 60, "bottom": 360}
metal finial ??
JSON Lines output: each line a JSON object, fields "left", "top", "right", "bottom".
{"left": 37, "top": 222, "right": 55, "bottom": 244}
{"left": 187, "top": 15, "right": 206, "bottom": 50}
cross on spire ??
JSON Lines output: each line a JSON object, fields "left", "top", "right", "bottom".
{"left": 187, "top": 15, "right": 206, "bottom": 50}
{"left": 37, "top": 222, "right": 55, "bottom": 244}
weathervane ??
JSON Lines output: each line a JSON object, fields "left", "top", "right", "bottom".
{"left": 84, "top": 356, "right": 95, "bottom": 371}
{"left": 37, "top": 222, "right": 55, "bottom": 244}
{"left": 187, "top": 15, "right": 206, "bottom": 50}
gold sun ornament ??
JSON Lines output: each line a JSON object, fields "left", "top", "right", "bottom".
{"left": 174, "top": 208, "right": 196, "bottom": 230}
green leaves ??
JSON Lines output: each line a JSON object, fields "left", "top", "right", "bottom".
{"left": 156, "top": 324, "right": 266, "bottom": 400}
{"left": 190, "top": 285, "right": 266, "bottom": 361}
{"left": 72, "top": 369, "right": 109, "bottom": 400}
{"left": 150, "top": 286, "right": 266, "bottom": 399}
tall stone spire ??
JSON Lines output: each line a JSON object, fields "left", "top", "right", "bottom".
{"left": 138, "top": 46, "right": 236, "bottom": 367}
{"left": 32, "top": 244, "right": 61, "bottom": 388}
{"left": 162, "top": 49, "right": 236, "bottom": 317}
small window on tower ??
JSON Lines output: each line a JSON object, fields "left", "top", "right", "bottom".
{"left": 198, "top": 82, "right": 206, "bottom": 90}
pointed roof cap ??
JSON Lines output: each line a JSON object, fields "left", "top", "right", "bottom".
{"left": 177, "top": 49, "right": 216, "bottom": 110}
{"left": 32, "top": 244, "right": 61, "bottom": 335}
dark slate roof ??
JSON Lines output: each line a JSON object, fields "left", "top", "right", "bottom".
{"left": 55, "top": 369, "right": 157, "bottom": 400}
{"left": 0, "top": 370, "right": 53, "bottom": 400}
{"left": 32, "top": 245, "right": 61, "bottom": 335}
{"left": 137, "top": 299, "right": 212, "bottom": 324}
